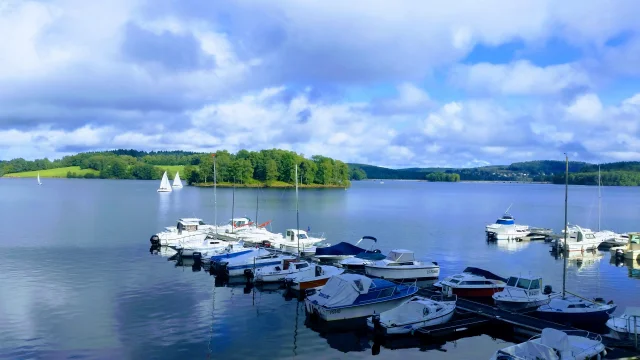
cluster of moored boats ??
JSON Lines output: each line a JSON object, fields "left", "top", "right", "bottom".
{"left": 148, "top": 161, "right": 639, "bottom": 359}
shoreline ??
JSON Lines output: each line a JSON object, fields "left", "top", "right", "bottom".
{"left": 192, "top": 182, "right": 348, "bottom": 189}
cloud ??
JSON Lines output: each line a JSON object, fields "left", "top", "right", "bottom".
{"left": 450, "top": 61, "right": 592, "bottom": 95}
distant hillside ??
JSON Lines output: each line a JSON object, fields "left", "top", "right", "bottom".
{"left": 348, "top": 160, "right": 640, "bottom": 186}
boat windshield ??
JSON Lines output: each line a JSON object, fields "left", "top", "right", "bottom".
{"left": 506, "top": 277, "right": 518, "bottom": 287}
{"left": 298, "top": 233, "right": 308, "bottom": 239}
{"left": 516, "top": 278, "right": 531, "bottom": 289}
{"left": 529, "top": 279, "right": 541, "bottom": 290}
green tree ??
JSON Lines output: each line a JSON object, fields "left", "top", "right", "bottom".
{"left": 265, "top": 159, "right": 278, "bottom": 182}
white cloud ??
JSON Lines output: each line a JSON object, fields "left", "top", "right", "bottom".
{"left": 564, "top": 93, "right": 603, "bottom": 122}
{"left": 450, "top": 61, "right": 591, "bottom": 95}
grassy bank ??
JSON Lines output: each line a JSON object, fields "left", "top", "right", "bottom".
{"left": 3, "top": 166, "right": 99, "bottom": 178}
{"left": 156, "top": 165, "right": 186, "bottom": 178}
{"left": 194, "top": 180, "right": 348, "bottom": 188}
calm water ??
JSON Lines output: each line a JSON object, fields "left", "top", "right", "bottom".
{"left": 1, "top": 179, "right": 639, "bottom": 359}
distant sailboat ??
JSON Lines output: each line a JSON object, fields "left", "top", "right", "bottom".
{"left": 37, "top": 172, "right": 42, "bottom": 185}
{"left": 157, "top": 171, "right": 172, "bottom": 192}
{"left": 172, "top": 172, "right": 183, "bottom": 188}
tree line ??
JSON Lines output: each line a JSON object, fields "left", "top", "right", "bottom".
{"left": 0, "top": 149, "right": 350, "bottom": 187}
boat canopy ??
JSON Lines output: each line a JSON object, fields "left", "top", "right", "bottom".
{"left": 315, "top": 242, "right": 364, "bottom": 256}
{"left": 312, "top": 274, "right": 373, "bottom": 307}
{"left": 355, "top": 252, "right": 386, "bottom": 261}
{"left": 496, "top": 215, "right": 515, "bottom": 225}
{"left": 386, "top": 249, "right": 415, "bottom": 262}
{"left": 539, "top": 328, "right": 571, "bottom": 353}
{"left": 462, "top": 267, "right": 506, "bottom": 282}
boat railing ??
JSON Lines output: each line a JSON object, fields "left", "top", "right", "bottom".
{"left": 308, "top": 232, "right": 326, "bottom": 240}
{"left": 430, "top": 294, "right": 457, "bottom": 303}
{"left": 528, "top": 330, "right": 602, "bottom": 356}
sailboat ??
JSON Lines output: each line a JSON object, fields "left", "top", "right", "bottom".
{"left": 157, "top": 171, "right": 172, "bottom": 192}
{"left": 37, "top": 172, "right": 42, "bottom": 185}
{"left": 536, "top": 155, "right": 616, "bottom": 328}
{"left": 172, "top": 171, "right": 183, "bottom": 188}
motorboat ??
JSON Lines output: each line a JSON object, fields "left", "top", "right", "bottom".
{"left": 173, "top": 235, "right": 239, "bottom": 257}
{"left": 606, "top": 307, "right": 640, "bottom": 340}
{"left": 284, "top": 265, "right": 344, "bottom": 292}
{"left": 366, "top": 294, "right": 456, "bottom": 335}
{"left": 490, "top": 328, "right": 606, "bottom": 360}
{"left": 434, "top": 267, "right": 506, "bottom": 298}
{"left": 340, "top": 251, "right": 386, "bottom": 270}
{"left": 305, "top": 274, "right": 418, "bottom": 321}
{"left": 364, "top": 249, "right": 440, "bottom": 281}
{"left": 219, "top": 253, "right": 296, "bottom": 277}
{"left": 314, "top": 236, "right": 379, "bottom": 262}
{"left": 254, "top": 259, "right": 314, "bottom": 283}
{"left": 536, "top": 297, "right": 617, "bottom": 327}
{"left": 209, "top": 248, "right": 271, "bottom": 275}
{"left": 211, "top": 217, "right": 257, "bottom": 239}
{"left": 151, "top": 218, "right": 216, "bottom": 246}
{"left": 492, "top": 275, "right": 559, "bottom": 311}
{"left": 271, "top": 229, "right": 327, "bottom": 255}
{"left": 552, "top": 225, "right": 607, "bottom": 253}
{"left": 623, "top": 232, "right": 640, "bottom": 260}
{"left": 485, "top": 206, "right": 530, "bottom": 241}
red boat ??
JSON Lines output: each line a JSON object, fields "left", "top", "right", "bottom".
{"left": 434, "top": 267, "right": 506, "bottom": 298}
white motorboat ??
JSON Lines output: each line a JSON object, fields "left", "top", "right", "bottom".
{"left": 172, "top": 171, "right": 183, "bottom": 188}
{"left": 492, "top": 275, "right": 559, "bottom": 311}
{"left": 486, "top": 206, "right": 530, "bottom": 240}
{"left": 305, "top": 274, "right": 418, "bottom": 321}
{"left": 606, "top": 307, "right": 640, "bottom": 340}
{"left": 274, "top": 229, "right": 326, "bottom": 255}
{"left": 284, "top": 265, "right": 344, "bottom": 292}
{"left": 254, "top": 259, "right": 314, "bottom": 283}
{"left": 340, "top": 251, "right": 386, "bottom": 270}
{"left": 151, "top": 218, "right": 216, "bottom": 246}
{"left": 157, "top": 171, "right": 172, "bottom": 192}
{"left": 219, "top": 253, "right": 296, "bottom": 277}
{"left": 490, "top": 328, "right": 606, "bottom": 360}
{"left": 366, "top": 295, "right": 456, "bottom": 335}
{"left": 174, "top": 236, "right": 240, "bottom": 257}
{"left": 434, "top": 267, "right": 506, "bottom": 299}
{"left": 622, "top": 233, "right": 640, "bottom": 260}
{"left": 553, "top": 225, "right": 607, "bottom": 252}
{"left": 364, "top": 249, "right": 440, "bottom": 281}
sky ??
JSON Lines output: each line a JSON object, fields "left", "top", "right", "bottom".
{"left": 2, "top": 0, "right": 640, "bottom": 168}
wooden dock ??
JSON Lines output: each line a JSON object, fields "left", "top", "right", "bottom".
{"left": 414, "top": 289, "right": 640, "bottom": 354}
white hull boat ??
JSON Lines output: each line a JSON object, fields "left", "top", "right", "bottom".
{"left": 176, "top": 237, "right": 240, "bottom": 257}
{"left": 305, "top": 274, "right": 418, "bottom": 321}
{"left": 364, "top": 249, "right": 440, "bottom": 281}
{"left": 486, "top": 209, "right": 530, "bottom": 240}
{"left": 554, "top": 225, "right": 607, "bottom": 252}
{"left": 285, "top": 265, "right": 344, "bottom": 291}
{"left": 152, "top": 218, "right": 217, "bottom": 246}
{"left": 220, "top": 253, "right": 296, "bottom": 277}
{"left": 492, "top": 275, "right": 559, "bottom": 311}
{"left": 606, "top": 307, "right": 640, "bottom": 340}
{"left": 254, "top": 260, "right": 314, "bottom": 283}
{"left": 157, "top": 171, "right": 172, "bottom": 192}
{"left": 366, "top": 295, "right": 456, "bottom": 335}
{"left": 490, "top": 328, "right": 606, "bottom": 360}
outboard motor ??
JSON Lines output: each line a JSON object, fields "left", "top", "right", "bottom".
{"left": 193, "top": 252, "right": 202, "bottom": 266}
{"left": 244, "top": 269, "right": 254, "bottom": 283}
{"left": 149, "top": 235, "right": 160, "bottom": 246}
{"left": 543, "top": 285, "right": 553, "bottom": 295}
{"left": 315, "top": 266, "right": 322, "bottom": 277}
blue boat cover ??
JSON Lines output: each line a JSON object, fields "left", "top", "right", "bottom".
{"left": 355, "top": 252, "right": 386, "bottom": 261}
{"left": 315, "top": 242, "right": 364, "bottom": 256}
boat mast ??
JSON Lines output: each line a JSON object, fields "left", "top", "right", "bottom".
{"left": 231, "top": 176, "right": 235, "bottom": 234}
{"left": 562, "top": 153, "right": 568, "bottom": 298}
{"left": 255, "top": 189, "right": 259, "bottom": 229}
{"left": 296, "top": 164, "right": 300, "bottom": 259}
{"left": 598, "top": 164, "right": 601, "bottom": 232}
{"left": 213, "top": 154, "right": 217, "bottom": 238}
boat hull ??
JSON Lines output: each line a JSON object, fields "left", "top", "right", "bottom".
{"left": 442, "top": 285, "right": 503, "bottom": 298}
{"left": 306, "top": 296, "right": 413, "bottom": 321}
{"left": 256, "top": 268, "right": 314, "bottom": 283}
{"left": 537, "top": 306, "right": 617, "bottom": 326}
{"left": 292, "top": 277, "right": 331, "bottom": 291}
{"left": 366, "top": 307, "right": 455, "bottom": 335}
{"left": 364, "top": 266, "right": 440, "bottom": 281}
{"left": 494, "top": 298, "right": 551, "bottom": 311}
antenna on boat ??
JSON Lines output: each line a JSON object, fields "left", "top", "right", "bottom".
{"left": 505, "top": 203, "right": 513, "bottom": 215}
{"left": 296, "top": 163, "right": 300, "bottom": 259}
{"left": 213, "top": 153, "right": 217, "bottom": 239}
{"left": 562, "top": 153, "right": 569, "bottom": 299}
{"left": 598, "top": 164, "right": 601, "bottom": 232}
{"left": 232, "top": 176, "right": 236, "bottom": 234}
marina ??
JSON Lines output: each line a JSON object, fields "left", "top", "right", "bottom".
{"left": 2, "top": 178, "right": 640, "bottom": 359}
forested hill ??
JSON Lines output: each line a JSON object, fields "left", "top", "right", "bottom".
{"left": 348, "top": 160, "right": 640, "bottom": 186}
{"left": 0, "top": 149, "right": 351, "bottom": 187}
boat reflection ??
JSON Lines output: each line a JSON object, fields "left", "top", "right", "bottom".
{"left": 487, "top": 239, "right": 531, "bottom": 253}
{"left": 565, "top": 250, "right": 604, "bottom": 271}
{"left": 609, "top": 256, "right": 640, "bottom": 279}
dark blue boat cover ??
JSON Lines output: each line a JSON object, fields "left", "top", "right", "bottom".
{"left": 463, "top": 267, "right": 506, "bottom": 282}
{"left": 355, "top": 252, "right": 386, "bottom": 260}
{"left": 315, "top": 242, "right": 364, "bottom": 256}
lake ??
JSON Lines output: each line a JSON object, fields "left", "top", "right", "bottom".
{"left": 1, "top": 179, "right": 639, "bottom": 359}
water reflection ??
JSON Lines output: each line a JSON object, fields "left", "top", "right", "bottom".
{"left": 565, "top": 250, "right": 604, "bottom": 271}
{"left": 158, "top": 192, "right": 171, "bottom": 217}
{"left": 488, "top": 239, "right": 531, "bottom": 253}
{"left": 609, "top": 256, "right": 640, "bottom": 279}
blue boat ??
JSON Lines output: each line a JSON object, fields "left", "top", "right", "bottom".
{"left": 305, "top": 273, "right": 418, "bottom": 321}
{"left": 315, "top": 236, "right": 379, "bottom": 262}
{"left": 536, "top": 297, "right": 617, "bottom": 327}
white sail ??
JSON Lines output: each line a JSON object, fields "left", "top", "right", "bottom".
{"left": 157, "top": 171, "right": 172, "bottom": 192}
{"left": 37, "top": 172, "right": 42, "bottom": 185}
{"left": 172, "top": 171, "right": 183, "bottom": 188}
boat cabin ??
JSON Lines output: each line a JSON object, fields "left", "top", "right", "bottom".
{"left": 228, "top": 217, "right": 252, "bottom": 228}
{"left": 276, "top": 260, "right": 310, "bottom": 272}
{"left": 385, "top": 249, "right": 416, "bottom": 265}
{"left": 505, "top": 275, "right": 543, "bottom": 296}
{"left": 285, "top": 229, "right": 309, "bottom": 241}
{"left": 496, "top": 215, "right": 515, "bottom": 225}
{"left": 176, "top": 218, "right": 205, "bottom": 232}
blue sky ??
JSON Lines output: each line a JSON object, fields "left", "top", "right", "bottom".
{"left": 2, "top": 0, "right": 640, "bottom": 168}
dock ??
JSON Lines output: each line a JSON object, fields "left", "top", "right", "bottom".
{"left": 413, "top": 288, "right": 640, "bottom": 354}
